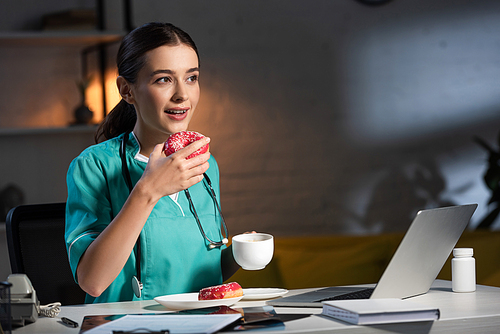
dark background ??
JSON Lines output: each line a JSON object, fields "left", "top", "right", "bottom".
{"left": 1, "top": 0, "right": 499, "bottom": 237}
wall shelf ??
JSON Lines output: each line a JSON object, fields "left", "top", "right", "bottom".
{"left": 0, "top": 29, "right": 124, "bottom": 122}
{"left": 0, "top": 30, "right": 124, "bottom": 46}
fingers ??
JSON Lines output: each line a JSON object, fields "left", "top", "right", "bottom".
{"left": 184, "top": 150, "right": 210, "bottom": 169}
{"left": 176, "top": 137, "right": 210, "bottom": 160}
{"left": 150, "top": 143, "right": 165, "bottom": 159}
{"left": 184, "top": 157, "right": 210, "bottom": 183}
{"left": 145, "top": 138, "right": 211, "bottom": 195}
{"left": 168, "top": 150, "right": 210, "bottom": 189}
{"left": 175, "top": 160, "right": 210, "bottom": 190}
{"left": 167, "top": 137, "right": 211, "bottom": 172}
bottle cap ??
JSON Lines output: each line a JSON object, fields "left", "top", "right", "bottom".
{"left": 453, "top": 248, "right": 473, "bottom": 257}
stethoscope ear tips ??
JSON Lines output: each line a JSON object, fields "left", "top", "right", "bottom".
{"left": 222, "top": 238, "right": 228, "bottom": 244}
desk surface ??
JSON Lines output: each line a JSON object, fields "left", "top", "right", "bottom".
{"left": 11, "top": 280, "right": 500, "bottom": 334}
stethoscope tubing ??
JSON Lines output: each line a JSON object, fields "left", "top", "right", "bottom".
{"left": 120, "top": 132, "right": 228, "bottom": 297}
{"left": 184, "top": 178, "right": 229, "bottom": 248}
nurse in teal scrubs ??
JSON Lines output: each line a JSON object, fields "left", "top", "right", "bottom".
{"left": 65, "top": 22, "right": 240, "bottom": 303}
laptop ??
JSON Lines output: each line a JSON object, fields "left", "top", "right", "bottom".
{"left": 267, "top": 204, "right": 477, "bottom": 307}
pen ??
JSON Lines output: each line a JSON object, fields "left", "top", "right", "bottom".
{"left": 61, "top": 317, "right": 79, "bottom": 328}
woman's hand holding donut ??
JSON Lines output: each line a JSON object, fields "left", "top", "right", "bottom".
{"left": 137, "top": 137, "right": 211, "bottom": 203}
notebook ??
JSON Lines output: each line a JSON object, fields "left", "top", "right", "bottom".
{"left": 267, "top": 204, "right": 477, "bottom": 307}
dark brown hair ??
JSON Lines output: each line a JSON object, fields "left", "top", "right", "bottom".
{"left": 94, "top": 22, "right": 199, "bottom": 143}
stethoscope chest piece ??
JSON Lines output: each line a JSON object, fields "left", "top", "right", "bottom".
{"left": 132, "top": 276, "right": 143, "bottom": 298}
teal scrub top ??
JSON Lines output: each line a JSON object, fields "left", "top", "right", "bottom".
{"left": 65, "top": 132, "right": 225, "bottom": 303}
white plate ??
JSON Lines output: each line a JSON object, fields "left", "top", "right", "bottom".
{"left": 154, "top": 292, "right": 243, "bottom": 310}
{"left": 242, "top": 288, "right": 289, "bottom": 300}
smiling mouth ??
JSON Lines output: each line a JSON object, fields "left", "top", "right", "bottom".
{"left": 165, "top": 109, "right": 188, "bottom": 115}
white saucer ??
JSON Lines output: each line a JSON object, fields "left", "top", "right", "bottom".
{"left": 242, "top": 288, "right": 289, "bottom": 300}
{"left": 154, "top": 292, "right": 243, "bottom": 310}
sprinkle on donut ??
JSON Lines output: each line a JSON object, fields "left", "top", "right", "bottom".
{"left": 198, "top": 282, "right": 243, "bottom": 300}
{"left": 163, "top": 131, "right": 209, "bottom": 159}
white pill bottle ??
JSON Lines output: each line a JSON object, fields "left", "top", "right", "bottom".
{"left": 451, "top": 248, "right": 476, "bottom": 293}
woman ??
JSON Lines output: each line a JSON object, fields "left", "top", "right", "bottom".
{"left": 65, "top": 22, "right": 239, "bottom": 303}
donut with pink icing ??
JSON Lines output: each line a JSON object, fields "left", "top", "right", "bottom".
{"left": 163, "top": 131, "right": 209, "bottom": 159}
{"left": 198, "top": 282, "right": 243, "bottom": 300}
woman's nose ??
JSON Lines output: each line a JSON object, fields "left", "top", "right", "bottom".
{"left": 172, "top": 83, "right": 188, "bottom": 102}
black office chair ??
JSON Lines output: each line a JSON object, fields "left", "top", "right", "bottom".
{"left": 6, "top": 203, "right": 86, "bottom": 305}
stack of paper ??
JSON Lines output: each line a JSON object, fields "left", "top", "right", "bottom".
{"left": 322, "top": 298, "right": 440, "bottom": 325}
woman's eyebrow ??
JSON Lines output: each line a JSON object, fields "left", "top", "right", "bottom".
{"left": 150, "top": 67, "right": 199, "bottom": 77}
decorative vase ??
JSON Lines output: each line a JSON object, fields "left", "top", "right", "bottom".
{"left": 74, "top": 103, "right": 94, "bottom": 124}
{"left": 74, "top": 77, "right": 94, "bottom": 125}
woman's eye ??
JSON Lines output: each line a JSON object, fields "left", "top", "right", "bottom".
{"left": 156, "top": 77, "right": 171, "bottom": 83}
{"left": 187, "top": 75, "right": 198, "bottom": 83}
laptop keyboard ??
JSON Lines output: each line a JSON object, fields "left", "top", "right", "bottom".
{"left": 318, "top": 288, "right": 374, "bottom": 302}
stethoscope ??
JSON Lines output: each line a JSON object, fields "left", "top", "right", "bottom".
{"left": 120, "top": 132, "right": 229, "bottom": 298}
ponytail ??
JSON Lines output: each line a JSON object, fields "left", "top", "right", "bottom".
{"left": 94, "top": 100, "right": 136, "bottom": 143}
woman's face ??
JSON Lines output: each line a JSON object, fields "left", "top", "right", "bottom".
{"left": 131, "top": 44, "right": 200, "bottom": 139}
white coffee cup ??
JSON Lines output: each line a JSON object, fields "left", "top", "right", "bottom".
{"left": 232, "top": 233, "right": 274, "bottom": 270}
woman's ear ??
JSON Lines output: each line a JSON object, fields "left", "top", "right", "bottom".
{"left": 117, "top": 76, "right": 135, "bottom": 104}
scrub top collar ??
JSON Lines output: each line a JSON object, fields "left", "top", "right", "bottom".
{"left": 127, "top": 132, "right": 148, "bottom": 163}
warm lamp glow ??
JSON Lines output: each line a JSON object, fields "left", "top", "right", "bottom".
{"left": 84, "top": 68, "right": 120, "bottom": 123}
{"left": 85, "top": 75, "right": 103, "bottom": 123}
{"left": 105, "top": 68, "right": 120, "bottom": 115}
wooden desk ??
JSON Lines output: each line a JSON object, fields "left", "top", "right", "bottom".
{"left": 11, "top": 280, "right": 500, "bottom": 333}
